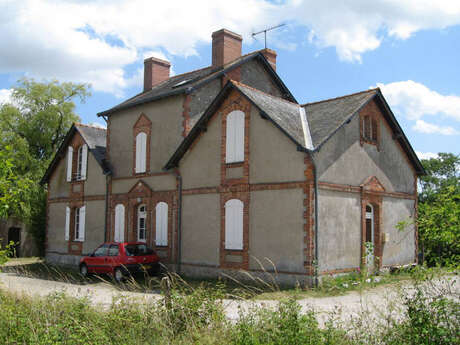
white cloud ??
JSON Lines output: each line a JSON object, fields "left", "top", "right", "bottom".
{"left": 0, "top": 89, "right": 12, "bottom": 104}
{"left": 377, "top": 81, "right": 460, "bottom": 122}
{"left": 412, "top": 120, "right": 459, "bottom": 136}
{"left": 415, "top": 151, "right": 438, "bottom": 160}
{"left": 1, "top": 0, "right": 460, "bottom": 95}
{"left": 88, "top": 122, "right": 107, "bottom": 129}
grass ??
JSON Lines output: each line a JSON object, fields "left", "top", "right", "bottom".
{"left": 0, "top": 267, "right": 458, "bottom": 345}
{"left": 1, "top": 258, "right": 452, "bottom": 300}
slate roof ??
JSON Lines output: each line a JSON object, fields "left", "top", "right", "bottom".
{"left": 97, "top": 51, "right": 296, "bottom": 117}
{"left": 165, "top": 81, "right": 425, "bottom": 174}
{"left": 303, "top": 89, "right": 378, "bottom": 148}
{"left": 40, "top": 124, "right": 110, "bottom": 184}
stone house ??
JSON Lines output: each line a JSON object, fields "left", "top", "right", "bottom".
{"left": 41, "top": 29, "right": 424, "bottom": 285}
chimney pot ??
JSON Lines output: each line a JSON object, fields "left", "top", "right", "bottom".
{"left": 144, "top": 57, "right": 171, "bottom": 92}
{"left": 260, "top": 48, "right": 277, "bottom": 71}
{"left": 212, "top": 29, "right": 242, "bottom": 67}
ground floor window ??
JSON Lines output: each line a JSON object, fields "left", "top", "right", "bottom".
{"left": 225, "top": 199, "right": 243, "bottom": 250}
{"left": 114, "top": 204, "right": 125, "bottom": 242}
{"left": 137, "top": 204, "right": 147, "bottom": 242}
{"left": 155, "top": 202, "right": 168, "bottom": 246}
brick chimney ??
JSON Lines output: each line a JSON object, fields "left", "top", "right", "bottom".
{"left": 212, "top": 29, "right": 242, "bottom": 67}
{"left": 261, "top": 48, "right": 277, "bottom": 71}
{"left": 144, "top": 57, "right": 171, "bottom": 92}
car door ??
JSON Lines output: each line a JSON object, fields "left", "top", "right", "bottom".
{"left": 107, "top": 244, "right": 121, "bottom": 273}
{"left": 86, "top": 244, "right": 110, "bottom": 273}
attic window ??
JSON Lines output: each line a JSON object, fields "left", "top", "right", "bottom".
{"left": 362, "top": 115, "right": 378, "bottom": 145}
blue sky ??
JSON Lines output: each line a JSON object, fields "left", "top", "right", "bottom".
{"left": 1, "top": 0, "right": 459, "bottom": 159}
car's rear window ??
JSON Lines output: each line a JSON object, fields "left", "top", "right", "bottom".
{"left": 124, "top": 244, "right": 155, "bottom": 256}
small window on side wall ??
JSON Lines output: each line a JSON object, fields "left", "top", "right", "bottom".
{"left": 226, "top": 110, "right": 245, "bottom": 163}
{"left": 155, "top": 202, "right": 168, "bottom": 246}
{"left": 362, "top": 116, "right": 378, "bottom": 144}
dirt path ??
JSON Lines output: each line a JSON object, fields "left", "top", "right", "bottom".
{"left": 1, "top": 272, "right": 458, "bottom": 325}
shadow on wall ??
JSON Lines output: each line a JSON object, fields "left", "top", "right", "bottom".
{"left": 0, "top": 218, "right": 39, "bottom": 257}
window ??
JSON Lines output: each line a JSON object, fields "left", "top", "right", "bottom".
{"left": 365, "top": 204, "right": 374, "bottom": 244}
{"left": 93, "top": 244, "right": 109, "bottom": 257}
{"left": 137, "top": 204, "right": 147, "bottom": 242}
{"left": 114, "top": 204, "right": 125, "bottom": 243}
{"left": 362, "top": 116, "right": 378, "bottom": 143}
{"left": 66, "top": 147, "right": 73, "bottom": 182}
{"left": 226, "top": 110, "right": 245, "bottom": 163}
{"left": 124, "top": 243, "right": 155, "bottom": 256}
{"left": 75, "top": 145, "right": 88, "bottom": 180}
{"left": 135, "top": 132, "right": 147, "bottom": 173}
{"left": 74, "top": 206, "right": 85, "bottom": 241}
{"left": 155, "top": 202, "right": 168, "bottom": 246}
{"left": 225, "top": 199, "right": 243, "bottom": 250}
{"left": 108, "top": 244, "right": 119, "bottom": 257}
{"left": 65, "top": 206, "right": 70, "bottom": 240}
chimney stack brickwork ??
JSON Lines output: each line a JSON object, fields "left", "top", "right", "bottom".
{"left": 260, "top": 48, "right": 277, "bottom": 71}
{"left": 212, "top": 29, "right": 243, "bottom": 67}
{"left": 144, "top": 57, "right": 171, "bottom": 92}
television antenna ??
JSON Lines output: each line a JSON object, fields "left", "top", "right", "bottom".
{"left": 252, "top": 23, "right": 286, "bottom": 49}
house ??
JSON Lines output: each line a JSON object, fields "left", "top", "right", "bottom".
{"left": 41, "top": 29, "right": 424, "bottom": 285}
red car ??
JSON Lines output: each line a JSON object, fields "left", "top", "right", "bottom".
{"left": 79, "top": 242, "right": 160, "bottom": 282}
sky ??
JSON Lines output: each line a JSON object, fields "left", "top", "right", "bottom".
{"left": 1, "top": 0, "right": 459, "bottom": 159}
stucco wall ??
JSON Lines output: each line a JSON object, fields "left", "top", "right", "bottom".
{"left": 47, "top": 202, "right": 68, "bottom": 253}
{"left": 241, "top": 59, "right": 283, "bottom": 98}
{"left": 82, "top": 200, "right": 106, "bottom": 254}
{"left": 381, "top": 197, "right": 416, "bottom": 266}
{"left": 180, "top": 110, "right": 222, "bottom": 190}
{"left": 48, "top": 153, "right": 69, "bottom": 199}
{"left": 249, "top": 189, "right": 305, "bottom": 272}
{"left": 315, "top": 102, "right": 415, "bottom": 193}
{"left": 181, "top": 193, "right": 220, "bottom": 266}
{"left": 109, "top": 95, "right": 184, "bottom": 177}
{"left": 317, "top": 189, "right": 362, "bottom": 272}
{"left": 250, "top": 107, "right": 305, "bottom": 184}
{"left": 111, "top": 174, "right": 176, "bottom": 194}
{"left": 85, "top": 154, "right": 106, "bottom": 196}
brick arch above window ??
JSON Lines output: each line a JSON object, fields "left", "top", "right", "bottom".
{"left": 133, "top": 113, "right": 152, "bottom": 175}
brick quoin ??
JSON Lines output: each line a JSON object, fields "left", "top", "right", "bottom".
{"left": 303, "top": 154, "right": 315, "bottom": 275}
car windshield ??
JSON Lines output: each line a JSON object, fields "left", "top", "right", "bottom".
{"left": 124, "top": 244, "right": 155, "bottom": 256}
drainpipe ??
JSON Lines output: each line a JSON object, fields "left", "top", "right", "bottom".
{"left": 103, "top": 173, "right": 111, "bottom": 242}
{"left": 312, "top": 153, "right": 319, "bottom": 288}
{"left": 172, "top": 169, "right": 183, "bottom": 274}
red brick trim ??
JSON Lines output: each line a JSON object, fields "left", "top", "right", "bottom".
{"left": 48, "top": 195, "right": 105, "bottom": 203}
{"left": 133, "top": 113, "right": 152, "bottom": 175}
{"left": 183, "top": 187, "right": 219, "bottom": 195}
{"left": 318, "top": 181, "right": 415, "bottom": 200}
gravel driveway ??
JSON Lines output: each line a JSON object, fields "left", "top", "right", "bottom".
{"left": 1, "top": 272, "right": 458, "bottom": 326}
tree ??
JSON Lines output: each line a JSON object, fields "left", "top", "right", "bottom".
{"left": 0, "top": 78, "right": 90, "bottom": 254}
{"left": 417, "top": 153, "right": 460, "bottom": 266}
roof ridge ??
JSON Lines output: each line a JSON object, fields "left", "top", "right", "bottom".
{"left": 231, "top": 80, "right": 299, "bottom": 106}
{"left": 302, "top": 88, "right": 379, "bottom": 106}
{"left": 75, "top": 122, "right": 107, "bottom": 131}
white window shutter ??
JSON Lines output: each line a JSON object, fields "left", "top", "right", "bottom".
{"left": 114, "top": 204, "right": 125, "bottom": 242}
{"left": 66, "top": 146, "right": 73, "bottom": 181}
{"left": 65, "top": 206, "right": 70, "bottom": 240}
{"left": 80, "top": 144, "right": 88, "bottom": 180}
{"left": 225, "top": 199, "right": 243, "bottom": 250}
{"left": 136, "top": 132, "right": 147, "bottom": 173}
{"left": 226, "top": 111, "right": 244, "bottom": 163}
{"left": 78, "top": 206, "right": 86, "bottom": 241}
{"left": 156, "top": 202, "right": 168, "bottom": 246}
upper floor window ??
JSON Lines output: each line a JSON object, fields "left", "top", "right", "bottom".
{"left": 362, "top": 115, "right": 378, "bottom": 143}
{"left": 135, "top": 132, "right": 147, "bottom": 173}
{"left": 67, "top": 144, "right": 87, "bottom": 181}
{"left": 224, "top": 199, "right": 243, "bottom": 250}
{"left": 226, "top": 110, "right": 245, "bottom": 163}
{"left": 137, "top": 204, "right": 147, "bottom": 242}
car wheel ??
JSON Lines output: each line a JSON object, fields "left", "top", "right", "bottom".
{"left": 80, "top": 264, "right": 89, "bottom": 277}
{"left": 113, "top": 267, "right": 124, "bottom": 282}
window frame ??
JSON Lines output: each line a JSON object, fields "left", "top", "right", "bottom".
{"left": 224, "top": 199, "right": 244, "bottom": 250}
{"left": 225, "top": 110, "right": 245, "bottom": 164}
{"left": 155, "top": 202, "right": 168, "bottom": 247}
{"left": 137, "top": 204, "right": 147, "bottom": 242}
{"left": 135, "top": 132, "right": 147, "bottom": 174}
{"left": 74, "top": 207, "right": 80, "bottom": 240}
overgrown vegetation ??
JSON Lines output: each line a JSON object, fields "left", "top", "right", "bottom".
{"left": 0, "top": 268, "right": 458, "bottom": 345}
{"left": 0, "top": 78, "right": 90, "bottom": 254}
{"left": 418, "top": 153, "right": 459, "bottom": 267}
